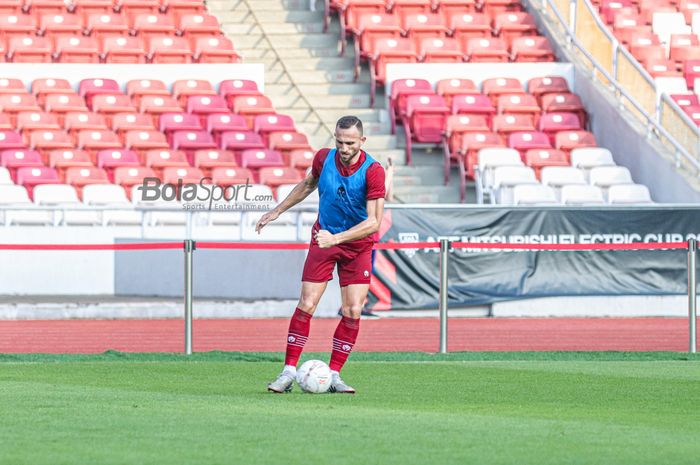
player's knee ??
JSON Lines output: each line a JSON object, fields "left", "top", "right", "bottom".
{"left": 298, "top": 296, "right": 318, "bottom": 313}
{"left": 341, "top": 303, "right": 363, "bottom": 317}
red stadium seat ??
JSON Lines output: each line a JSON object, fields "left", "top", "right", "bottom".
{"left": 79, "top": 78, "right": 121, "bottom": 102}
{"left": 114, "top": 0, "right": 158, "bottom": 14}
{"left": 28, "top": 129, "right": 73, "bottom": 159}
{"left": 389, "top": 78, "right": 433, "bottom": 133}
{"left": 64, "top": 111, "right": 109, "bottom": 137}
{"left": 86, "top": 13, "right": 130, "bottom": 39}
{"left": 16, "top": 111, "right": 60, "bottom": 133}
{"left": 507, "top": 131, "right": 551, "bottom": 158}
{"left": 165, "top": 79, "right": 215, "bottom": 105}
{"left": 481, "top": 0, "right": 523, "bottom": 18}
{"left": 0, "top": 0, "right": 21, "bottom": 14}
{"left": 524, "top": 148, "right": 570, "bottom": 178}
{"left": 436, "top": 0, "right": 477, "bottom": 18}
{"left": 206, "top": 113, "right": 248, "bottom": 145}
{"left": 38, "top": 13, "right": 83, "bottom": 37}
{"left": 130, "top": 13, "right": 176, "bottom": 38}
{"left": 527, "top": 76, "right": 570, "bottom": 103}
{"left": 96, "top": 149, "right": 140, "bottom": 173}
{"left": 144, "top": 149, "right": 189, "bottom": 171}
{"left": 219, "top": 79, "right": 261, "bottom": 107}
{"left": 177, "top": 13, "right": 221, "bottom": 39}
{"left": 32, "top": 78, "right": 72, "bottom": 106}
{"left": 101, "top": 36, "right": 147, "bottom": 64}
{"left": 289, "top": 149, "right": 315, "bottom": 169}
{"left": 114, "top": 166, "right": 158, "bottom": 192}
{"left": 70, "top": 0, "right": 113, "bottom": 16}
{"left": 160, "top": 0, "right": 205, "bottom": 15}
{"left": 161, "top": 166, "right": 204, "bottom": 184}
{"left": 126, "top": 78, "right": 169, "bottom": 105}
{"left": 0, "top": 113, "right": 10, "bottom": 131}
{"left": 354, "top": 12, "right": 402, "bottom": 56}
{"left": 139, "top": 95, "right": 183, "bottom": 125}
{"left": 0, "top": 13, "right": 36, "bottom": 38}
{"left": 497, "top": 94, "right": 541, "bottom": 126}
{"left": 390, "top": 0, "right": 432, "bottom": 15}
{"left": 55, "top": 36, "right": 101, "bottom": 63}
{"left": 337, "top": 0, "right": 387, "bottom": 54}
{"left": 538, "top": 112, "right": 582, "bottom": 145}
{"left": 49, "top": 149, "right": 93, "bottom": 177}
{"left": 253, "top": 114, "right": 296, "bottom": 146}
{"left": 76, "top": 129, "right": 121, "bottom": 159}
{"left": 445, "top": 114, "right": 490, "bottom": 160}
{"left": 492, "top": 114, "right": 535, "bottom": 139}
{"left": 555, "top": 130, "right": 597, "bottom": 153}
{"left": 112, "top": 112, "right": 154, "bottom": 140}
{"left": 91, "top": 94, "right": 137, "bottom": 124}
{"left": 64, "top": 166, "right": 110, "bottom": 196}
{"left": 259, "top": 167, "right": 303, "bottom": 191}
{"left": 16, "top": 166, "right": 59, "bottom": 196}
{"left": 669, "top": 34, "right": 700, "bottom": 70}
{"left": 451, "top": 94, "right": 497, "bottom": 123}
{"left": 419, "top": 37, "right": 464, "bottom": 63}
{"left": 193, "top": 149, "right": 237, "bottom": 175}
{"left": 403, "top": 94, "right": 449, "bottom": 165}
{"left": 124, "top": 129, "right": 169, "bottom": 155}
{"left": 186, "top": 95, "right": 229, "bottom": 126}
{"left": 232, "top": 95, "right": 275, "bottom": 127}
{"left": 0, "top": 78, "right": 26, "bottom": 95}
{"left": 682, "top": 105, "right": 700, "bottom": 125}
{"left": 0, "top": 129, "right": 26, "bottom": 153}
{"left": 159, "top": 112, "right": 202, "bottom": 142}
{"left": 493, "top": 12, "right": 537, "bottom": 42}
{"left": 461, "top": 131, "right": 507, "bottom": 178}
{"left": 1, "top": 149, "right": 43, "bottom": 180}
{"left": 219, "top": 130, "right": 265, "bottom": 155}
{"left": 239, "top": 148, "right": 285, "bottom": 170}
{"left": 211, "top": 166, "right": 253, "bottom": 187}
{"left": 541, "top": 93, "right": 587, "bottom": 127}
{"left": 193, "top": 36, "right": 239, "bottom": 63}
{"left": 679, "top": 0, "right": 700, "bottom": 23}
{"left": 482, "top": 77, "right": 524, "bottom": 102}
{"left": 644, "top": 59, "right": 683, "bottom": 78}
{"left": 465, "top": 37, "right": 509, "bottom": 62}
{"left": 147, "top": 36, "right": 192, "bottom": 63}
{"left": 402, "top": 13, "right": 449, "bottom": 49}
{"left": 7, "top": 36, "right": 52, "bottom": 63}
{"left": 170, "top": 130, "right": 216, "bottom": 162}
{"left": 267, "top": 132, "right": 312, "bottom": 159}
{"left": 510, "top": 36, "right": 555, "bottom": 62}
{"left": 448, "top": 12, "right": 490, "bottom": 43}
{"left": 600, "top": 0, "right": 633, "bottom": 24}
{"left": 369, "top": 37, "right": 418, "bottom": 106}
{"left": 436, "top": 78, "right": 479, "bottom": 107}
{"left": 670, "top": 93, "right": 699, "bottom": 107}
{"left": 0, "top": 93, "right": 41, "bottom": 125}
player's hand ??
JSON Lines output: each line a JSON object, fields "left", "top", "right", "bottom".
{"left": 255, "top": 210, "right": 279, "bottom": 234}
{"left": 315, "top": 229, "right": 338, "bottom": 248}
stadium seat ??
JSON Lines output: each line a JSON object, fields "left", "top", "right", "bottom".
{"left": 0, "top": 94, "right": 41, "bottom": 126}
{"left": 44, "top": 94, "right": 90, "bottom": 124}
{"left": 403, "top": 94, "right": 450, "bottom": 164}
{"left": 444, "top": 114, "right": 490, "bottom": 166}
{"left": 193, "top": 149, "right": 237, "bottom": 175}
{"left": 96, "top": 149, "right": 140, "bottom": 173}
{"left": 82, "top": 183, "right": 141, "bottom": 225}
{"left": 1, "top": 149, "right": 43, "bottom": 180}
{"left": 16, "top": 111, "right": 60, "bottom": 132}
{"left": 219, "top": 79, "right": 261, "bottom": 107}
{"left": 124, "top": 129, "right": 169, "bottom": 156}
{"left": 570, "top": 147, "right": 616, "bottom": 180}
{"left": 588, "top": 165, "right": 633, "bottom": 190}
{"left": 491, "top": 165, "right": 538, "bottom": 204}
{"left": 510, "top": 36, "right": 555, "bottom": 62}
{"left": 497, "top": 94, "right": 541, "bottom": 125}
{"left": 211, "top": 166, "right": 254, "bottom": 187}
{"left": 114, "top": 0, "right": 159, "bottom": 14}
{"left": 448, "top": 12, "right": 490, "bottom": 43}
{"left": 436, "top": 78, "right": 479, "bottom": 107}
{"left": 147, "top": 36, "right": 192, "bottom": 63}
{"left": 258, "top": 167, "right": 303, "bottom": 191}
{"left": 87, "top": 14, "right": 130, "bottom": 40}
{"left": 555, "top": 130, "right": 597, "bottom": 153}
{"left": 29, "top": 130, "right": 73, "bottom": 159}
{"left": 419, "top": 37, "right": 464, "bottom": 63}
{"left": 207, "top": 113, "right": 248, "bottom": 145}
{"left": 91, "top": 94, "right": 137, "bottom": 124}
{"left": 114, "top": 166, "right": 158, "bottom": 194}
{"left": 16, "top": 166, "right": 59, "bottom": 196}
{"left": 70, "top": 0, "right": 113, "bottom": 16}
{"left": 289, "top": 149, "right": 315, "bottom": 169}
{"left": 0, "top": 183, "right": 54, "bottom": 224}
{"left": 482, "top": 77, "right": 524, "bottom": 103}
{"left": 670, "top": 93, "right": 700, "bottom": 108}
{"left": 402, "top": 13, "right": 449, "bottom": 49}
{"left": 48, "top": 149, "right": 93, "bottom": 177}
{"left": 159, "top": 112, "right": 202, "bottom": 142}
{"left": 170, "top": 130, "right": 216, "bottom": 162}
{"left": 0, "top": 129, "right": 25, "bottom": 152}
{"left": 232, "top": 95, "right": 275, "bottom": 127}
{"left": 541, "top": 93, "right": 587, "bottom": 127}
{"left": 38, "top": 13, "right": 83, "bottom": 37}
{"left": 127, "top": 79, "right": 169, "bottom": 105}
{"left": 192, "top": 36, "right": 239, "bottom": 63}
{"left": 0, "top": 79, "right": 24, "bottom": 94}
{"left": 352, "top": 13, "right": 402, "bottom": 78}
{"left": 464, "top": 37, "right": 509, "bottom": 62}
{"left": 31, "top": 78, "right": 72, "bottom": 106}
{"left": 523, "top": 148, "right": 570, "bottom": 178}
{"left": 219, "top": 130, "right": 265, "bottom": 155}
{"left": 0, "top": 166, "right": 12, "bottom": 184}
{"left": 161, "top": 166, "right": 204, "bottom": 184}
{"left": 112, "top": 112, "right": 154, "bottom": 140}
{"left": 540, "top": 166, "right": 586, "bottom": 194}
{"left": 0, "top": 14, "right": 36, "bottom": 38}
{"left": 538, "top": 112, "right": 582, "bottom": 144}
{"left": 130, "top": 13, "right": 177, "bottom": 38}
{"left": 493, "top": 12, "right": 537, "bottom": 42}
{"left": 460, "top": 131, "right": 506, "bottom": 181}
{"left": 669, "top": 34, "right": 700, "bottom": 70}
{"left": 77, "top": 129, "right": 121, "bottom": 159}
{"left": 172, "top": 79, "right": 216, "bottom": 106}
{"left": 451, "top": 94, "right": 496, "bottom": 123}
{"left": 389, "top": 78, "right": 433, "bottom": 133}
{"left": 527, "top": 76, "right": 570, "bottom": 103}
{"left": 507, "top": 131, "right": 551, "bottom": 159}
{"left": 253, "top": 114, "right": 296, "bottom": 146}
{"left": 160, "top": 0, "right": 206, "bottom": 16}
{"left": 79, "top": 78, "right": 121, "bottom": 103}
{"left": 474, "top": 147, "right": 523, "bottom": 203}
{"left": 235, "top": 150, "right": 284, "bottom": 180}
{"left": 267, "top": 132, "right": 312, "bottom": 159}
{"left": 560, "top": 184, "right": 606, "bottom": 204}
{"left": 369, "top": 37, "right": 418, "bottom": 106}
{"left": 33, "top": 184, "right": 101, "bottom": 225}
{"left": 55, "top": 36, "right": 101, "bottom": 63}
{"left": 177, "top": 13, "right": 222, "bottom": 39}
{"left": 139, "top": 95, "right": 183, "bottom": 125}
{"left": 492, "top": 114, "right": 536, "bottom": 139}
{"left": 101, "top": 36, "right": 147, "bottom": 64}
{"left": 607, "top": 183, "right": 653, "bottom": 204}
{"left": 144, "top": 148, "right": 188, "bottom": 171}
{"left": 65, "top": 112, "right": 109, "bottom": 138}
{"left": 511, "top": 184, "right": 558, "bottom": 205}
{"left": 683, "top": 60, "right": 700, "bottom": 89}
{"left": 187, "top": 95, "right": 229, "bottom": 126}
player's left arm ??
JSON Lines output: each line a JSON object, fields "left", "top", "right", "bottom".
{"left": 315, "top": 198, "right": 384, "bottom": 247}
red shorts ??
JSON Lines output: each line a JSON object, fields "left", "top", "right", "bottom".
{"left": 301, "top": 240, "right": 374, "bottom": 287}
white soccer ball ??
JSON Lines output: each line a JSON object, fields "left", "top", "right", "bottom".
{"left": 296, "top": 360, "right": 332, "bottom": 394}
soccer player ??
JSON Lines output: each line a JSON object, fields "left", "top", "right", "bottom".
{"left": 256, "top": 115, "right": 386, "bottom": 394}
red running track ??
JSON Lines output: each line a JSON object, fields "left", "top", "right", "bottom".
{"left": 0, "top": 318, "right": 691, "bottom": 353}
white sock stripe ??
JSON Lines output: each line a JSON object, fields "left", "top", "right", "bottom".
{"left": 332, "top": 338, "right": 354, "bottom": 346}
{"left": 288, "top": 342, "right": 306, "bottom": 348}
{"left": 288, "top": 333, "right": 308, "bottom": 340}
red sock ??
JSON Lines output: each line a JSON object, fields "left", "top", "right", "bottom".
{"left": 329, "top": 316, "right": 360, "bottom": 372}
{"left": 284, "top": 307, "right": 311, "bottom": 366}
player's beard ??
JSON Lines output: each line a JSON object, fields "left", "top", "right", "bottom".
{"left": 339, "top": 149, "right": 360, "bottom": 165}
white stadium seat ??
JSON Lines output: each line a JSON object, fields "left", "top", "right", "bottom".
{"left": 559, "top": 185, "right": 606, "bottom": 205}
{"left": 570, "top": 147, "right": 615, "bottom": 170}
{"left": 34, "top": 184, "right": 101, "bottom": 225}
{"left": 607, "top": 184, "right": 654, "bottom": 204}
{"left": 82, "top": 184, "right": 142, "bottom": 225}
{"left": 0, "top": 184, "right": 53, "bottom": 225}
{"left": 588, "top": 166, "right": 633, "bottom": 188}
{"left": 0, "top": 167, "right": 13, "bottom": 184}
{"left": 475, "top": 148, "right": 523, "bottom": 203}
{"left": 492, "top": 166, "right": 538, "bottom": 204}
{"left": 512, "top": 184, "right": 558, "bottom": 205}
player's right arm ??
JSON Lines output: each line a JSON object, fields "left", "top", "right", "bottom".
{"left": 255, "top": 172, "right": 318, "bottom": 234}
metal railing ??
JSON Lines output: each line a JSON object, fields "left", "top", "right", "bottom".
{"left": 536, "top": 0, "right": 700, "bottom": 174}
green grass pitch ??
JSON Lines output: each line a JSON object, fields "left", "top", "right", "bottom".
{"left": 1, "top": 351, "right": 699, "bottom": 465}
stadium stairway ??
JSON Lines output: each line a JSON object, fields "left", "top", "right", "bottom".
{"left": 208, "top": 0, "right": 465, "bottom": 203}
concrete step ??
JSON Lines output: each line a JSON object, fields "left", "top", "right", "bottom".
{"left": 286, "top": 107, "right": 387, "bottom": 124}
{"left": 295, "top": 83, "right": 371, "bottom": 95}
{"left": 208, "top": 0, "right": 310, "bottom": 11}
{"left": 261, "top": 56, "right": 356, "bottom": 71}
{"left": 220, "top": 23, "right": 262, "bottom": 35}
{"left": 286, "top": 68, "right": 369, "bottom": 84}
{"left": 259, "top": 22, "right": 339, "bottom": 35}
{"left": 239, "top": 46, "right": 345, "bottom": 59}
{"left": 273, "top": 92, "right": 371, "bottom": 109}
{"left": 367, "top": 149, "right": 406, "bottom": 166}
{"left": 268, "top": 34, "right": 340, "bottom": 50}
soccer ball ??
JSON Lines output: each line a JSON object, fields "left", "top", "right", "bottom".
{"left": 296, "top": 360, "right": 332, "bottom": 394}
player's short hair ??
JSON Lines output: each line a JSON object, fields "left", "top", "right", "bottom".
{"left": 336, "top": 115, "right": 363, "bottom": 136}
